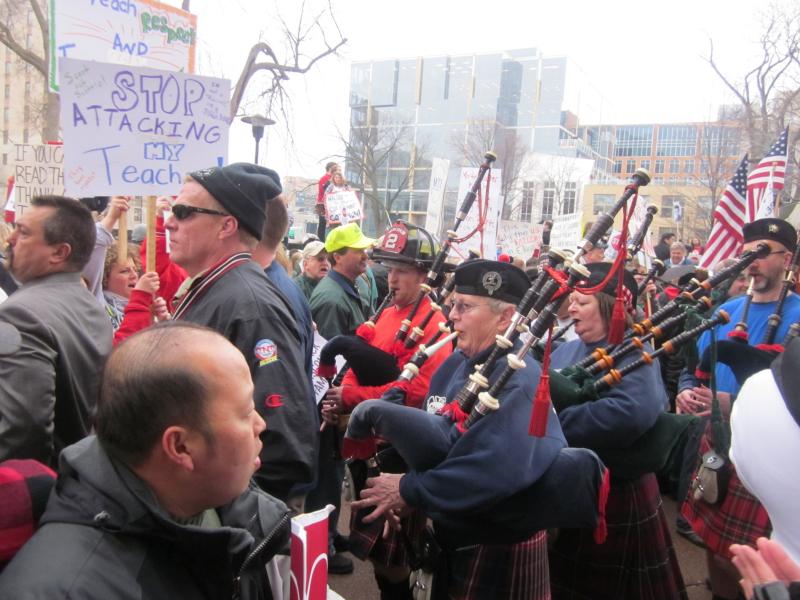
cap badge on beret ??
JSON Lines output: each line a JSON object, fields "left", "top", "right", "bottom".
{"left": 769, "top": 224, "right": 779, "bottom": 233}
{"left": 482, "top": 271, "right": 502, "bottom": 296}
{"left": 193, "top": 167, "right": 216, "bottom": 178}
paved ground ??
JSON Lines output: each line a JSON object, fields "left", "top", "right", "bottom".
{"left": 328, "top": 495, "right": 713, "bottom": 599}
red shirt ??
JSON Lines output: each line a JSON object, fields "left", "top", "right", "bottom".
{"left": 340, "top": 295, "right": 452, "bottom": 410}
{"left": 317, "top": 173, "right": 332, "bottom": 206}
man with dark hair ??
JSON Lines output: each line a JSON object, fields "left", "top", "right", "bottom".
{"left": 0, "top": 195, "right": 111, "bottom": 464}
{"left": 165, "top": 163, "right": 316, "bottom": 503}
{"left": 655, "top": 232, "right": 677, "bottom": 262}
{"left": 0, "top": 322, "right": 291, "bottom": 599}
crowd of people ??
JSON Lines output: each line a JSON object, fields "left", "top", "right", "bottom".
{"left": 0, "top": 160, "right": 798, "bottom": 600}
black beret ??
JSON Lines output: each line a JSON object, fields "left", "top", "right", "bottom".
{"left": 453, "top": 259, "right": 529, "bottom": 304}
{"left": 583, "top": 262, "right": 638, "bottom": 309}
{"left": 742, "top": 218, "right": 796, "bottom": 252}
{"left": 188, "top": 162, "right": 282, "bottom": 240}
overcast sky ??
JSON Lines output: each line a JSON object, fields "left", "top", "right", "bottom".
{"left": 185, "top": 0, "right": 787, "bottom": 179}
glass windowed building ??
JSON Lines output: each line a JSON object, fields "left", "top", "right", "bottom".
{"left": 346, "top": 48, "right": 608, "bottom": 234}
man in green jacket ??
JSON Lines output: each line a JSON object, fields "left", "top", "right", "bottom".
{"left": 309, "top": 223, "right": 376, "bottom": 339}
{"left": 307, "top": 222, "right": 376, "bottom": 574}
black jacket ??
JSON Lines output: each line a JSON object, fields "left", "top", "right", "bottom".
{"left": 0, "top": 436, "right": 291, "bottom": 599}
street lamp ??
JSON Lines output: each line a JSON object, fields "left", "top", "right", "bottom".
{"left": 241, "top": 114, "right": 275, "bottom": 165}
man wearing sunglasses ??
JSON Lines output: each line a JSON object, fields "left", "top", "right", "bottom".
{"left": 164, "top": 163, "right": 317, "bottom": 505}
{"left": 677, "top": 217, "right": 800, "bottom": 600}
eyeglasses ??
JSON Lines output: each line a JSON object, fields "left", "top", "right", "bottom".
{"left": 171, "top": 204, "right": 229, "bottom": 221}
{"left": 450, "top": 300, "right": 487, "bottom": 315}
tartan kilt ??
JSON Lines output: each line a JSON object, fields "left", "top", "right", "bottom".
{"left": 446, "top": 529, "right": 550, "bottom": 600}
{"left": 349, "top": 505, "right": 426, "bottom": 567}
{"left": 680, "top": 427, "right": 771, "bottom": 559}
{"left": 549, "top": 473, "right": 687, "bottom": 600}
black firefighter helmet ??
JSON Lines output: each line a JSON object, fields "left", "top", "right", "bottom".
{"left": 371, "top": 221, "right": 438, "bottom": 271}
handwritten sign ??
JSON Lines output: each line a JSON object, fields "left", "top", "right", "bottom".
{"left": 450, "top": 167, "right": 502, "bottom": 259}
{"left": 325, "top": 190, "right": 362, "bottom": 225}
{"left": 59, "top": 57, "right": 229, "bottom": 196}
{"left": 312, "top": 332, "right": 346, "bottom": 404}
{"left": 13, "top": 144, "right": 65, "bottom": 218}
{"left": 50, "top": 0, "right": 197, "bottom": 93}
{"left": 496, "top": 220, "right": 542, "bottom": 259}
{"left": 549, "top": 211, "right": 583, "bottom": 252}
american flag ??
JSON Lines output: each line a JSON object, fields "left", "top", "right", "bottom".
{"left": 748, "top": 127, "right": 789, "bottom": 220}
{"left": 699, "top": 155, "right": 749, "bottom": 269}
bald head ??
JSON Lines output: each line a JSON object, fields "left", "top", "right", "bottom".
{"left": 96, "top": 322, "right": 230, "bottom": 466}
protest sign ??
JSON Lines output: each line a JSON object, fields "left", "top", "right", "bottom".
{"left": 290, "top": 506, "right": 334, "bottom": 600}
{"left": 424, "top": 157, "right": 450, "bottom": 237}
{"left": 12, "top": 144, "right": 65, "bottom": 218}
{"left": 50, "top": 0, "right": 197, "bottom": 93}
{"left": 450, "top": 167, "right": 502, "bottom": 259}
{"left": 325, "top": 190, "right": 362, "bottom": 225}
{"left": 549, "top": 211, "right": 582, "bottom": 252}
{"left": 59, "top": 57, "right": 229, "bottom": 196}
{"left": 496, "top": 220, "right": 543, "bottom": 259}
{"left": 312, "top": 332, "right": 346, "bottom": 404}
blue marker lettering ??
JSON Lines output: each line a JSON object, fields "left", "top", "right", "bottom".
{"left": 85, "top": 144, "right": 121, "bottom": 185}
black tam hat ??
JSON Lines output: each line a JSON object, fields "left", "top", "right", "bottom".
{"left": 742, "top": 218, "right": 796, "bottom": 252}
{"left": 453, "top": 259, "right": 529, "bottom": 305}
{"left": 583, "top": 262, "right": 638, "bottom": 311}
{"left": 189, "top": 162, "right": 282, "bottom": 240}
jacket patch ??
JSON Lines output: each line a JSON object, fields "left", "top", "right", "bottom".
{"left": 264, "top": 394, "right": 283, "bottom": 408}
{"left": 426, "top": 395, "right": 446, "bottom": 414}
{"left": 254, "top": 339, "right": 279, "bottom": 366}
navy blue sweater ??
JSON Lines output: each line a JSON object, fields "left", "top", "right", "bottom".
{"left": 400, "top": 342, "right": 566, "bottom": 543}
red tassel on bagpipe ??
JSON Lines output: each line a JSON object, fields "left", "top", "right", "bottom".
{"left": 593, "top": 467, "right": 611, "bottom": 544}
{"left": 341, "top": 436, "right": 377, "bottom": 460}
{"left": 439, "top": 401, "right": 469, "bottom": 426}
{"left": 355, "top": 321, "right": 376, "bottom": 344}
{"left": 316, "top": 362, "right": 337, "bottom": 379}
{"left": 529, "top": 324, "right": 554, "bottom": 437}
{"left": 607, "top": 294, "right": 627, "bottom": 345}
{"left": 755, "top": 343, "right": 784, "bottom": 354}
{"left": 727, "top": 329, "right": 749, "bottom": 342}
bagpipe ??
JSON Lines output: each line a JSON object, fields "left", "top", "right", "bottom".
{"left": 694, "top": 228, "right": 800, "bottom": 387}
{"left": 343, "top": 169, "right": 655, "bottom": 541}
{"left": 316, "top": 153, "right": 498, "bottom": 416}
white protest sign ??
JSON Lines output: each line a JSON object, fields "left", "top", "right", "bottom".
{"left": 59, "top": 57, "right": 230, "bottom": 196}
{"left": 450, "top": 167, "right": 502, "bottom": 259}
{"left": 312, "top": 332, "right": 346, "bottom": 404}
{"left": 325, "top": 190, "right": 362, "bottom": 225}
{"left": 12, "top": 144, "right": 65, "bottom": 218}
{"left": 496, "top": 220, "right": 543, "bottom": 259}
{"left": 549, "top": 212, "right": 582, "bottom": 252}
{"left": 50, "top": 0, "right": 197, "bottom": 93}
{"left": 424, "top": 157, "right": 450, "bottom": 237}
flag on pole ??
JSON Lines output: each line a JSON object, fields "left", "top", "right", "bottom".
{"left": 747, "top": 128, "right": 788, "bottom": 221}
{"left": 699, "top": 155, "right": 749, "bottom": 269}
{"left": 755, "top": 167, "right": 776, "bottom": 220}
{"left": 4, "top": 175, "right": 15, "bottom": 224}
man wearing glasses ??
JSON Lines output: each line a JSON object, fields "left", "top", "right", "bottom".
{"left": 164, "top": 163, "right": 317, "bottom": 505}
{"left": 677, "top": 217, "right": 800, "bottom": 600}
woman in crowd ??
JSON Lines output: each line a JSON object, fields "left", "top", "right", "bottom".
{"left": 102, "top": 245, "right": 168, "bottom": 343}
{"left": 548, "top": 262, "right": 687, "bottom": 600}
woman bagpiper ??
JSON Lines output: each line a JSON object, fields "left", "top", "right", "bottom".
{"left": 547, "top": 262, "right": 687, "bottom": 600}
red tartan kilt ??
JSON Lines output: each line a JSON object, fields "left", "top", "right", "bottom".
{"left": 447, "top": 529, "right": 550, "bottom": 600}
{"left": 680, "top": 426, "right": 771, "bottom": 559}
{"left": 349, "top": 505, "right": 425, "bottom": 567}
{"left": 549, "top": 473, "right": 687, "bottom": 600}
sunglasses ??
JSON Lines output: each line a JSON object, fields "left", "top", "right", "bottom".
{"left": 171, "top": 204, "right": 229, "bottom": 221}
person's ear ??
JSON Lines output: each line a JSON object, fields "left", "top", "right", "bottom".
{"left": 161, "top": 426, "right": 203, "bottom": 472}
{"left": 50, "top": 242, "right": 72, "bottom": 266}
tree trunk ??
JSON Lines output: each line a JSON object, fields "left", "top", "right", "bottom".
{"left": 43, "top": 91, "right": 60, "bottom": 142}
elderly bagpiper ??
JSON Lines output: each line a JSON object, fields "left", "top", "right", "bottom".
{"left": 351, "top": 259, "right": 566, "bottom": 600}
